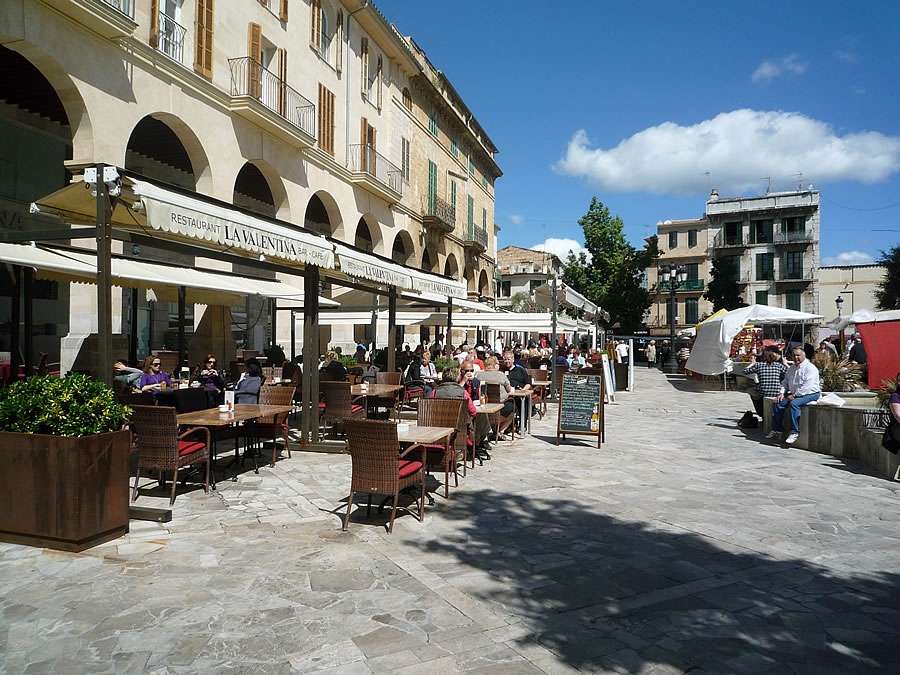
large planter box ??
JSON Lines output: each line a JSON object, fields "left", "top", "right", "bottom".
{"left": 0, "top": 429, "right": 131, "bottom": 551}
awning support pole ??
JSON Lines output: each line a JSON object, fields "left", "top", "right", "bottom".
{"left": 270, "top": 298, "right": 277, "bottom": 354}
{"left": 290, "top": 309, "right": 296, "bottom": 362}
{"left": 23, "top": 267, "right": 33, "bottom": 377}
{"left": 9, "top": 266, "right": 21, "bottom": 383}
{"left": 447, "top": 298, "right": 453, "bottom": 350}
{"left": 387, "top": 287, "right": 397, "bottom": 372}
{"left": 95, "top": 163, "right": 113, "bottom": 387}
{"left": 551, "top": 273, "right": 558, "bottom": 398}
{"left": 177, "top": 286, "right": 186, "bottom": 373}
{"left": 129, "top": 287, "right": 139, "bottom": 365}
{"left": 301, "top": 265, "right": 320, "bottom": 445}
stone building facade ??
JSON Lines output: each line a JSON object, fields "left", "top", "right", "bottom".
{"left": 0, "top": 0, "right": 500, "bottom": 363}
{"left": 495, "top": 246, "right": 560, "bottom": 310}
{"left": 819, "top": 264, "right": 887, "bottom": 319}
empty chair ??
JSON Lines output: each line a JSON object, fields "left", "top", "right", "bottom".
{"left": 246, "top": 385, "right": 297, "bottom": 466}
{"left": 320, "top": 381, "right": 365, "bottom": 436}
{"left": 416, "top": 398, "right": 463, "bottom": 498}
{"left": 129, "top": 405, "right": 210, "bottom": 505}
{"left": 342, "top": 419, "right": 426, "bottom": 533}
{"left": 374, "top": 371, "right": 402, "bottom": 420}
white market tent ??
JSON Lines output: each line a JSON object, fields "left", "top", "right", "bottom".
{"left": 686, "top": 304, "right": 823, "bottom": 375}
{"left": 829, "top": 309, "right": 900, "bottom": 332}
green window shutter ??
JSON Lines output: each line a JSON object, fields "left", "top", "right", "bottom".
{"left": 755, "top": 290, "right": 768, "bottom": 306}
{"left": 467, "top": 195, "right": 474, "bottom": 229}
{"left": 451, "top": 138, "right": 458, "bottom": 157}
{"left": 450, "top": 180, "right": 457, "bottom": 223}
{"left": 482, "top": 207, "right": 486, "bottom": 229}
{"left": 469, "top": 158, "right": 475, "bottom": 177}
{"left": 427, "top": 160, "right": 437, "bottom": 212}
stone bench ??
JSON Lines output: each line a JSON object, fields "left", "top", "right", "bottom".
{"left": 763, "top": 397, "right": 900, "bottom": 481}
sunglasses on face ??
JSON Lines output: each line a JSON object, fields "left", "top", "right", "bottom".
{"left": 207, "top": 361, "right": 216, "bottom": 365}
{"left": 152, "top": 362, "right": 161, "bottom": 367}
{"left": 462, "top": 369, "right": 473, "bottom": 373}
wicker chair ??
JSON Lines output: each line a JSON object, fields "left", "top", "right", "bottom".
{"left": 528, "top": 368, "right": 549, "bottom": 416}
{"left": 129, "top": 405, "right": 211, "bottom": 505}
{"left": 416, "top": 398, "right": 463, "bottom": 498}
{"left": 342, "top": 419, "right": 425, "bottom": 533}
{"left": 320, "top": 381, "right": 365, "bottom": 436}
{"left": 374, "top": 371, "right": 402, "bottom": 420}
{"left": 173, "top": 388, "right": 209, "bottom": 414}
{"left": 246, "top": 385, "right": 296, "bottom": 467}
{"left": 118, "top": 391, "right": 156, "bottom": 407}
{"left": 552, "top": 363, "right": 569, "bottom": 401}
{"left": 483, "top": 383, "right": 511, "bottom": 441}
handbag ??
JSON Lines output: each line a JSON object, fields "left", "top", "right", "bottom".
{"left": 882, "top": 420, "right": 900, "bottom": 454}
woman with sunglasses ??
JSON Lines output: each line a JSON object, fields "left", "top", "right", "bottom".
{"left": 138, "top": 355, "right": 172, "bottom": 392}
{"left": 194, "top": 353, "right": 225, "bottom": 404}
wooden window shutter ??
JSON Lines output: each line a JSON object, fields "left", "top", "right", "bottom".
{"left": 335, "top": 11, "right": 343, "bottom": 72}
{"left": 248, "top": 23, "right": 262, "bottom": 98}
{"left": 194, "top": 0, "right": 214, "bottom": 79}
{"left": 279, "top": 0, "right": 288, "bottom": 21}
{"left": 376, "top": 56, "right": 383, "bottom": 109}
{"left": 360, "top": 38, "right": 369, "bottom": 96}
{"left": 311, "top": 0, "right": 321, "bottom": 47}
{"left": 277, "top": 48, "right": 287, "bottom": 117}
{"left": 317, "top": 84, "right": 334, "bottom": 155}
{"left": 149, "top": 0, "right": 159, "bottom": 48}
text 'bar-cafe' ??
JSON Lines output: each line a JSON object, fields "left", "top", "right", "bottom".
{"left": 4, "top": 165, "right": 467, "bottom": 448}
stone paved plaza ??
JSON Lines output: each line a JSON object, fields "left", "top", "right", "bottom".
{"left": 2, "top": 367, "right": 899, "bottom": 674}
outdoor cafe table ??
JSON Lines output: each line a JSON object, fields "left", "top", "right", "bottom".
{"left": 396, "top": 424, "right": 455, "bottom": 500}
{"left": 475, "top": 402, "right": 504, "bottom": 442}
{"left": 350, "top": 383, "right": 404, "bottom": 397}
{"left": 509, "top": 390, "right": 533, "bottom": 435}
{"left": 177, "top": 404, "right": 295, "bottom": 478}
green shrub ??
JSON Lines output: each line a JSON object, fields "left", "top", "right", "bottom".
{"left": 0, "top": 374, "right": 131, "bottom": 437}
{"left": 812, "top": 354, "right": 863, "bottom": 392}
{"left": 876, "top": 378, "right": 897, "bottom": 409}
{"left": 339, "top": 355, "right": 358, "bottom": 370}
{"left": 435, "top": 357, "right": 457, "bottom": 372}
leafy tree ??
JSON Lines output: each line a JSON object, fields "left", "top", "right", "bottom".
{"left": 509, "top": 292, "right": 539, "bottom": 313}
{"left": 561, "top": 197, "right": 652, "bottom": 331}
{"left": 704, "top": 255, "right": 744, "bottom": 311}
{"left": 874, "top": 245, "right": 900, "bottom": 310}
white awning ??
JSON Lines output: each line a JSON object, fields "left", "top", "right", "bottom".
{"left": 534, "top": 282, "right": 598, "bottom": 317}
{"left": 31, "top": 175, "right": 336, "bottom": 269}
{"left": 0, "top": 243, "right": 337, "bottom": 307}
{"left": 333, "top": 242, "right": 466, "bottom": 298}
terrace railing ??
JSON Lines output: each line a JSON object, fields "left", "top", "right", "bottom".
{"left": 228, "top": 56, "right": 316, "bottom": 139}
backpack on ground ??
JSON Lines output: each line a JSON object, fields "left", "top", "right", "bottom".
{"left": 738, "top": 411, "right": 759, "bottom": 428}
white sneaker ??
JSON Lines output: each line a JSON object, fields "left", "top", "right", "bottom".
{"left": 765, "top": 430, "right": 780, "bottom": 440}
{"left": 785, "top": 433, "right": 799, "bottom": 445}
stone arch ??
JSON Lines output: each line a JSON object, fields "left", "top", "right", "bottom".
{"left": 390, "top": 230, "right": 415, "bottom": 266}
{"left": 354, "top": 215, "right": 383, "bottom": 254}
{"left": 421, "top": 248, "right": 438, "bottom": 273}
{"left": 443, "top": 253, "right": 459, "bottom": 280}
{"left": 0, "top": 44, "right": 92, "bottom": 163}
{"left": 125, "top": 113, "right": 212, "bottom": 192}
{"left": 478, "top": 269, "right": 490, "bottom": 297}
{"left": 464, "top": 263, "right": 477, "bottom": 294}
{"left": 232, "top": 160, "right": 289, "bottom": 220}
{"left": 304, "top": 190, "right": 343, "bottom": 238}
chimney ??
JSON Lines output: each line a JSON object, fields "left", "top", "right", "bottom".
{"left": 709, "top": 188, "right": 719, "bottom": 201}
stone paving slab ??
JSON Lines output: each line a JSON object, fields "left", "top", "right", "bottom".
{"left": 2, "top": 368, "right": 900, "bottom": 673}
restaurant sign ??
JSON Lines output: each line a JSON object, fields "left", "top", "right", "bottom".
{"left": 136, "top": 182, "right": 335, "bottom": 269}
{"left": 335, "top": 245, "right": 413, "bottom": 289}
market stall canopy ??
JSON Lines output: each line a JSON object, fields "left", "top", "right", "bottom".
{"left": 0, "top": 243, "right": 337, "bottom": 307}
{"left": 31, "top": 174, "right": 336, "bottom": 269}
{"left": 829, "top": 309, "right": 900, "bottom": 332}
{"left": 686, "top": 304, "right": 823, "bottom": 376}
{"left": 533, "top": 282, "right": 598, "bottom": 318}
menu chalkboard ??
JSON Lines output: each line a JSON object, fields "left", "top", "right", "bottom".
{"left": 557, "top": 373, "right": 605, "bottom": 447}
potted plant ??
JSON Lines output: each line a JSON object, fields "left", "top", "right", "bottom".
{"left": 0, "top": 374, "right": 132, "bottom": 552}
{"left": 812, "top": 354, "right": 864, "bottom": 392}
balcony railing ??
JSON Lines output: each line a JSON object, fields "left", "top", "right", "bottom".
{"left": 100, "top": 0, "right": 134, "bottom": 18}
{"left": 157, "top": 11, "right": 186, "bottom": 63}
{"left": 659, "top": 278, "right": 705, "bottom": 291}
{"left": 776, "top": 267, "right": 817, "bottom": 282}
{"left": 465, "top": 224, "right": 488, "bottom": 250}
{"left": 712, "top": 231, "right": 745, "bottom": 248}
{"left": 774, "top": 230, "right": 815, "bottom": 244}
{"left": 423, "top": 195, "right": 455, "bottom": 232}
{"left": 228, "top": 56, "right": 316, "bottom": 139}
{"left": 347, "top": 144, "right": 403, "bottom": 197}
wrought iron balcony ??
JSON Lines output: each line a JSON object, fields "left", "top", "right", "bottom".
{"left": 776, "top": 267, "right": 817, "bottom": 283}
{"left": 774, "top": 230, "right": 815, "bottom": 245}
{"left": 464, "top": 224, "right": 488, "bottom": 252}
{"left": 659, "top": 278, "right": 705, "bottom": 291}
{"left": 712, "top": 230, "right": 745, "bottom": 248}
{"left": 347, "top": 145, "right": 403, "bottom": 203}
{"left": 157, "top": 11, "right": 186, "bottom": 64}
{"left": 228, "top": 56, "right": 316, "bottom": 147}
{"left": 422, "top": 196, "right": 455, "bottom": 234}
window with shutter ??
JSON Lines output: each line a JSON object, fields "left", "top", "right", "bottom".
{"left": 427, "top": 160, "right": 437, "bottom": 212}
{"left": 335, "top": 10, "right": 343, "bottom": 72}
{"left": 318, "top": 84, "right": 335, "bottom": 155}
{"left": 194, "top": 0, "right": 214, "bottom": 79}
{"left": 401, "top": 138, "right": 410, "bottom": 182}
{"left": 376, "top": 56, "right": 383, "bottom": 109}
{"left": 467, "top": 195, "right": 474, "bottom": 229}
{"left": 310, "top": 0, "right": 321, "bottom": 47}
{"left": 450, "top": 137, "right": 458, "bottom": 158}
{"left": 360, "top": 38, "right": 369, "bottom": 97}
{"left": 279, "top": 0, "right": 288, "bottom": 22}
{"left": 149, "top": 0, "right": 160, "bottom": 48}
{"left": 247, "top": 23, "right": 262, "bottom": 98}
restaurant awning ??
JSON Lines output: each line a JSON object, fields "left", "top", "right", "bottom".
{"left": 0, "top": 242, "right": 337, "bottom": 307}
{"left": 327, "top": 285, "right": 494, "bottom": 311}
{"left": 533, "top": 282, "right": 598, "bottom": 317}
{"left": 31, "top": 174, "right": 336, "bottom": 269}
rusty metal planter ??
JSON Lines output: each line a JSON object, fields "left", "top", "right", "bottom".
{"left": 0, "top": 429, "right": 131, "bottom": 552}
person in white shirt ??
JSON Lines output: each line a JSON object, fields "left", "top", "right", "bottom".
{"left": 766, "top": 346, "right": 821, "bottom": 445}
{"left": 615, "top": 341, "right": 630, "bottom": 365}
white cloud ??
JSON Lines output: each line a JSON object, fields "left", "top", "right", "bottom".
{"left": 823, "top": 250, "right": 874, "bottom": 266}
{"left": 555, "top": 109, "right": 900, "bottom": 195}
{"left": 752, "top": 54, "right": 808, "bottom": 83}
{"left": 531, "top": 238, "right": 590, "bottom": 262}
{"left": 834, "top": 49, "right": 860, "bottom": 64}
{"left": 509, "top": 214, "right": 523, "bottom": 225}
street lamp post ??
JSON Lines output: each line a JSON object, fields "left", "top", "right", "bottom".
{"left": 835, "top": 294, "right": 845, "bottom": 353}
{"left": 662, "top": 264, "right": 687, "bottom": 373}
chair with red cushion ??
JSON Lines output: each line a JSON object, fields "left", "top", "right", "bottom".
{"left": 246, "top": 384, "right": 296, "bottom": 467}
{"left": 321, "top": 381, "right": 365, "bottom": 437}
{"left": 129, "top": 405, "right": 211, "bottom": 506}
{"left": 416, "top": 397, "right": 463, "bottom": 498}
{"left": 342, "top": 419, "right": 426, "bottom": 533}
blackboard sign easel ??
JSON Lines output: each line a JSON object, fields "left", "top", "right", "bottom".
{"left": 556, "top": 373, "right": 605, "bottom": 447}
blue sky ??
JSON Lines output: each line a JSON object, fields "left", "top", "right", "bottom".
{"left": 378, "top": 0, "right": 900, "bottom": 265}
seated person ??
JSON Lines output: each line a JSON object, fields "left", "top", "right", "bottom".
{"left": 138, "top": 356, "right": 172, "bottom": 392}
{"left": 234, "top": 358, "right": 263, "bottom": 404}
{"left": 767, "top": 347, "right": 821, "bottom": 445}
{"left": 319, "top": 350, "right": 348, "bottom": 381}
{"left": 431, "top": 366, "right": 489, "bottom": 454}
{"left": 460, "top": 356, "right": 481, "bottom": 402}
{"left": 114, "top": 360, "right": 142, "bottom": 390}
{"left": 479, "top": 356, "right": 515, "bottom": 438}
{"left": 404, "top": 354, "right": 430, "bottom": 396}
{"left": 194, "top": 353, "right": 225, "bottom": 405}
{"left": 420, "top": 350, "right": 438, "bottom": 386}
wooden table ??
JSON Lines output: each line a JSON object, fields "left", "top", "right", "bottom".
{"left": 397, "top": 424, "right": 454, "bottom": 446}
{"left": 351, "top": 383, "right": 404, "bottom": 397}
{"left": 476, "top": 402, "right": 504, "bottom": 443}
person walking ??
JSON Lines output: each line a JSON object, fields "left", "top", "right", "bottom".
{"left": 744, "top": 350, "right": 787, "bottom": 419}
{"left": 645, "top": 341, "right": 656, "bottom": 368}
{"left": 767, "top": 346, "right": 821, "bottom": 445}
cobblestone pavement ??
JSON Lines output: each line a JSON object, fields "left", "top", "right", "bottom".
{"left": 2, "top": 368, "right": 899, "bottom": 674}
